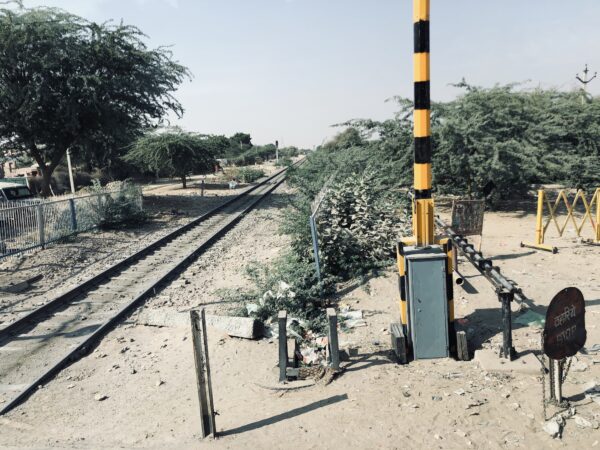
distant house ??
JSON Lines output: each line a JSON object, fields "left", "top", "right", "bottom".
{"left": 2, "top": 160, "right": 40, "bottom": 178}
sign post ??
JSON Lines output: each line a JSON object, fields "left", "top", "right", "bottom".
{"left": 543, "top": 287, "right": 586, "bottom": 405}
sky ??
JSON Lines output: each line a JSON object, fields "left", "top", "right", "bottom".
{"left": 15, "top": 0, "right": 600, "bottom": 148}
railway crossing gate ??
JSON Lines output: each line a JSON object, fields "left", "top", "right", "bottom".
{"left": 392, "top": 0, "right": 458, "bottom": 362}
{"left": 522, "top": 188, "right": 600, "bottom": 253}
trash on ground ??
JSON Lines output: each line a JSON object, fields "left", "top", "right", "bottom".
{"left": 514, "top": 310, "right": 545, "bottom": 328}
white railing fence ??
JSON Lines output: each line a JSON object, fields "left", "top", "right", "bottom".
{"left": 0, "top": 186, "right": 143, "bottom": 259}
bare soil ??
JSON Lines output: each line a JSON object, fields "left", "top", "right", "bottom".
{"left": 1, "top": 188, "right": 599, "bottom": 449}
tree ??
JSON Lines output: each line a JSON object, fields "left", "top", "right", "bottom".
{"left": 124, "top": 129, "right": 217, "bottom": 188}
{"left": 229, "top": 132, "right": 252, "bottom": 150}
{"left": 0, "top": 3, "right": 190, "bottom": 195}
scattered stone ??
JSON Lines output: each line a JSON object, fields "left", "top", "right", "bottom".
{"left": 466, "top": 398, "right": 486, "bottom": 409}
{"left": 94, "top": 394, "right": 108, "bottom": 402}
{"left": 573, "top": 360, "right": 589, "bottom": 372}
{"left": 130, "top": 368, "right": 137, "bottom": 375}
{"left": 156, "top": 380, "right": 164, "bottom": 387}
{"left": 454, "top": 388, "right": 466, "bottom": 396}
{"left": 574, "top": 415, "right": 599, "bottom": 429}
{"left": 511, "top": 402, "right": 520, "bottom": 411}
{"left": 542, "top": 418, "right": 562, "bottom": 439}
{"left": 432, "top": 396, "right": 442, "bottom": 401}
{"left": 434, "top": 434, "right": 442, "bottom": 440}
{"left": 402, "top": 390, "right": 411, "bottom": 398}
{"left": 67, "top": 384, "right": 75, "bottom": 389}
{"left": 455, "top": 430, "right": 467, "bottom": 438}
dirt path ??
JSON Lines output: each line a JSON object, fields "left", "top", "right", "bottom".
{"left": 1, "top": 194, "right": 599, "bottom": 449}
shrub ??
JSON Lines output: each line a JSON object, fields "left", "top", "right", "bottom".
{"left": 221, "top": 252, "right": 334, "bottom": 333}
{"left": 233, "top": 167, "right": 265, "bottom": 183}
{"left": 316, "top": 172, "right": 411, "bottom": 278}
{"left": 88, "top": 180, "right": 147, "bottom": 229}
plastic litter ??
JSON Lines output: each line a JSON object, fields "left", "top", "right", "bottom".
{"left": 514, "top": 310, "right": 545, "bottom": 328}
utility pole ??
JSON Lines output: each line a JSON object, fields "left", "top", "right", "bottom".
{"left": 576, "top": 64, "right": 597, "bottom": 104}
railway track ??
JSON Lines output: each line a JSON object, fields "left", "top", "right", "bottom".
{"left": 0, "top": 164, "right": 294, "bottom": 415}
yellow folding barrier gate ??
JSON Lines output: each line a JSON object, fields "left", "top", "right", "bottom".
{"left": 522, "top": 188, "right": 600, "bottom": 253}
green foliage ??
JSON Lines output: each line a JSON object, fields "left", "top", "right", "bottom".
{"left": 88, "top": 180, "right": 147, "bottom": 229}
{"left": 0, "top": 3, "right": 190, "bottom": 195}
{"left": 231, "top": 144, "right": 278, "bottom": 165}
{"left": 337, "top": 83, "right": 600, "bottom": 203}
{"left": 222, "top": 252, "right": 333, "bottom": 333}
{"left": 232, "top": 167, "right": 265, "bottom": 183}
{"left": 124, "top": 129, "right": 217, "bottom": 188}
{"left": 316, "top": 173, "right": 411, "bottom": 278}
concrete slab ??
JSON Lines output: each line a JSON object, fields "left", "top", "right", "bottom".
{"left": 474, "top": 349, "right": 543, "bottom": 375}
{"left": 136, "top": 308, "right": 189, "bottom": 328}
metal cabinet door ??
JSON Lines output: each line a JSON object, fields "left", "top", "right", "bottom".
{"left": 408, "top": 255, "right": 449, "bottom": 359}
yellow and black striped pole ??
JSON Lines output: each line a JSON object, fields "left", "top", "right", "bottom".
{"left": 413, "top": 0, "right": 434, "bottom": 246}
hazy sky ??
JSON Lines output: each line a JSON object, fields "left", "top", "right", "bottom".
{"left": 16, "top": 0, "right": 600, "bottom": 147}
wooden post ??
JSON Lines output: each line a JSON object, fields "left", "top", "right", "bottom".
{"left": 278, "top": 311, "right": 288, "bottom": 382}
{"left": 327, "top": 308, "right": 340, "bottom": 370}
{"left": 190, "top": 309, "right": 216, "bottom": 438}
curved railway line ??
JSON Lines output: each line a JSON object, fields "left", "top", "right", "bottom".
{"left": 0, "top": 163, "right": 296, "bottom": 415}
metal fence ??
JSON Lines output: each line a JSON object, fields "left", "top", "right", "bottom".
{"left": 0, "top": 186, "right": 143, "bottom": 260}
{"left": 309, "top": 172, "right": 338, "bottom": 283}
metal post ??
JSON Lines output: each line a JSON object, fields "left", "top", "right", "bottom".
{"left": 534, "top": 189, "right": 545, "bottom": 245}
{"left": 278, "top": 311, "right": 288, "bottom": 382}
{"left": 498, "top": 289, "right": 515, "bottom": 360}
{"left": 549, "top": 359, "right": 563, "bottom": 404}
{"left": 36, "top": 203, "right": 45, "bottom": 249}
{"left": 595, "top": 188, "right": 600, "bottom": 243}
{"left": 66, "top": 149, "right": 76, "bottom": 195}
{"left": 327, "top": 308, "right": 340, "bottom": 370}
{"left": 413, "top": 0, "right": 434, "bottom": 246}
{"left": 201, "top": 179, "right": 205, "bottom": 197}
{"left": 69, "top": 198, "right": 77, "bottom": 231}
{"left": 554, "top": 359, "right": 563, "bottom": 404}
{"left": 190, "top": 309, "right": 216, "bottom": 438}
{"left": 521, "top": 189, "right": 558, "bottom": 252}
{"left": 576, "top": 64, "right": 597, "bottom": 104}
{"left": 548, "top": 357, "right": 555, "bottom": 402}
{"left": 309, "top": 215, "right": 322, "bottom": 283}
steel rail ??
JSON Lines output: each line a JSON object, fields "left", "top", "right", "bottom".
{"left": 0, "top": 165, "right": 293, "bottom": 341}
{"left": 0, "top": 162, "right": 298, "bottom": 415}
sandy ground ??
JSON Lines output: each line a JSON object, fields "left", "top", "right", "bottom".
{"left": 1, "top": 187, "right": 599, "bottom": 449}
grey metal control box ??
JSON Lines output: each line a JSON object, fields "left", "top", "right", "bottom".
{"left": 404, "top": 246, "right": 449, "bottom": 360}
